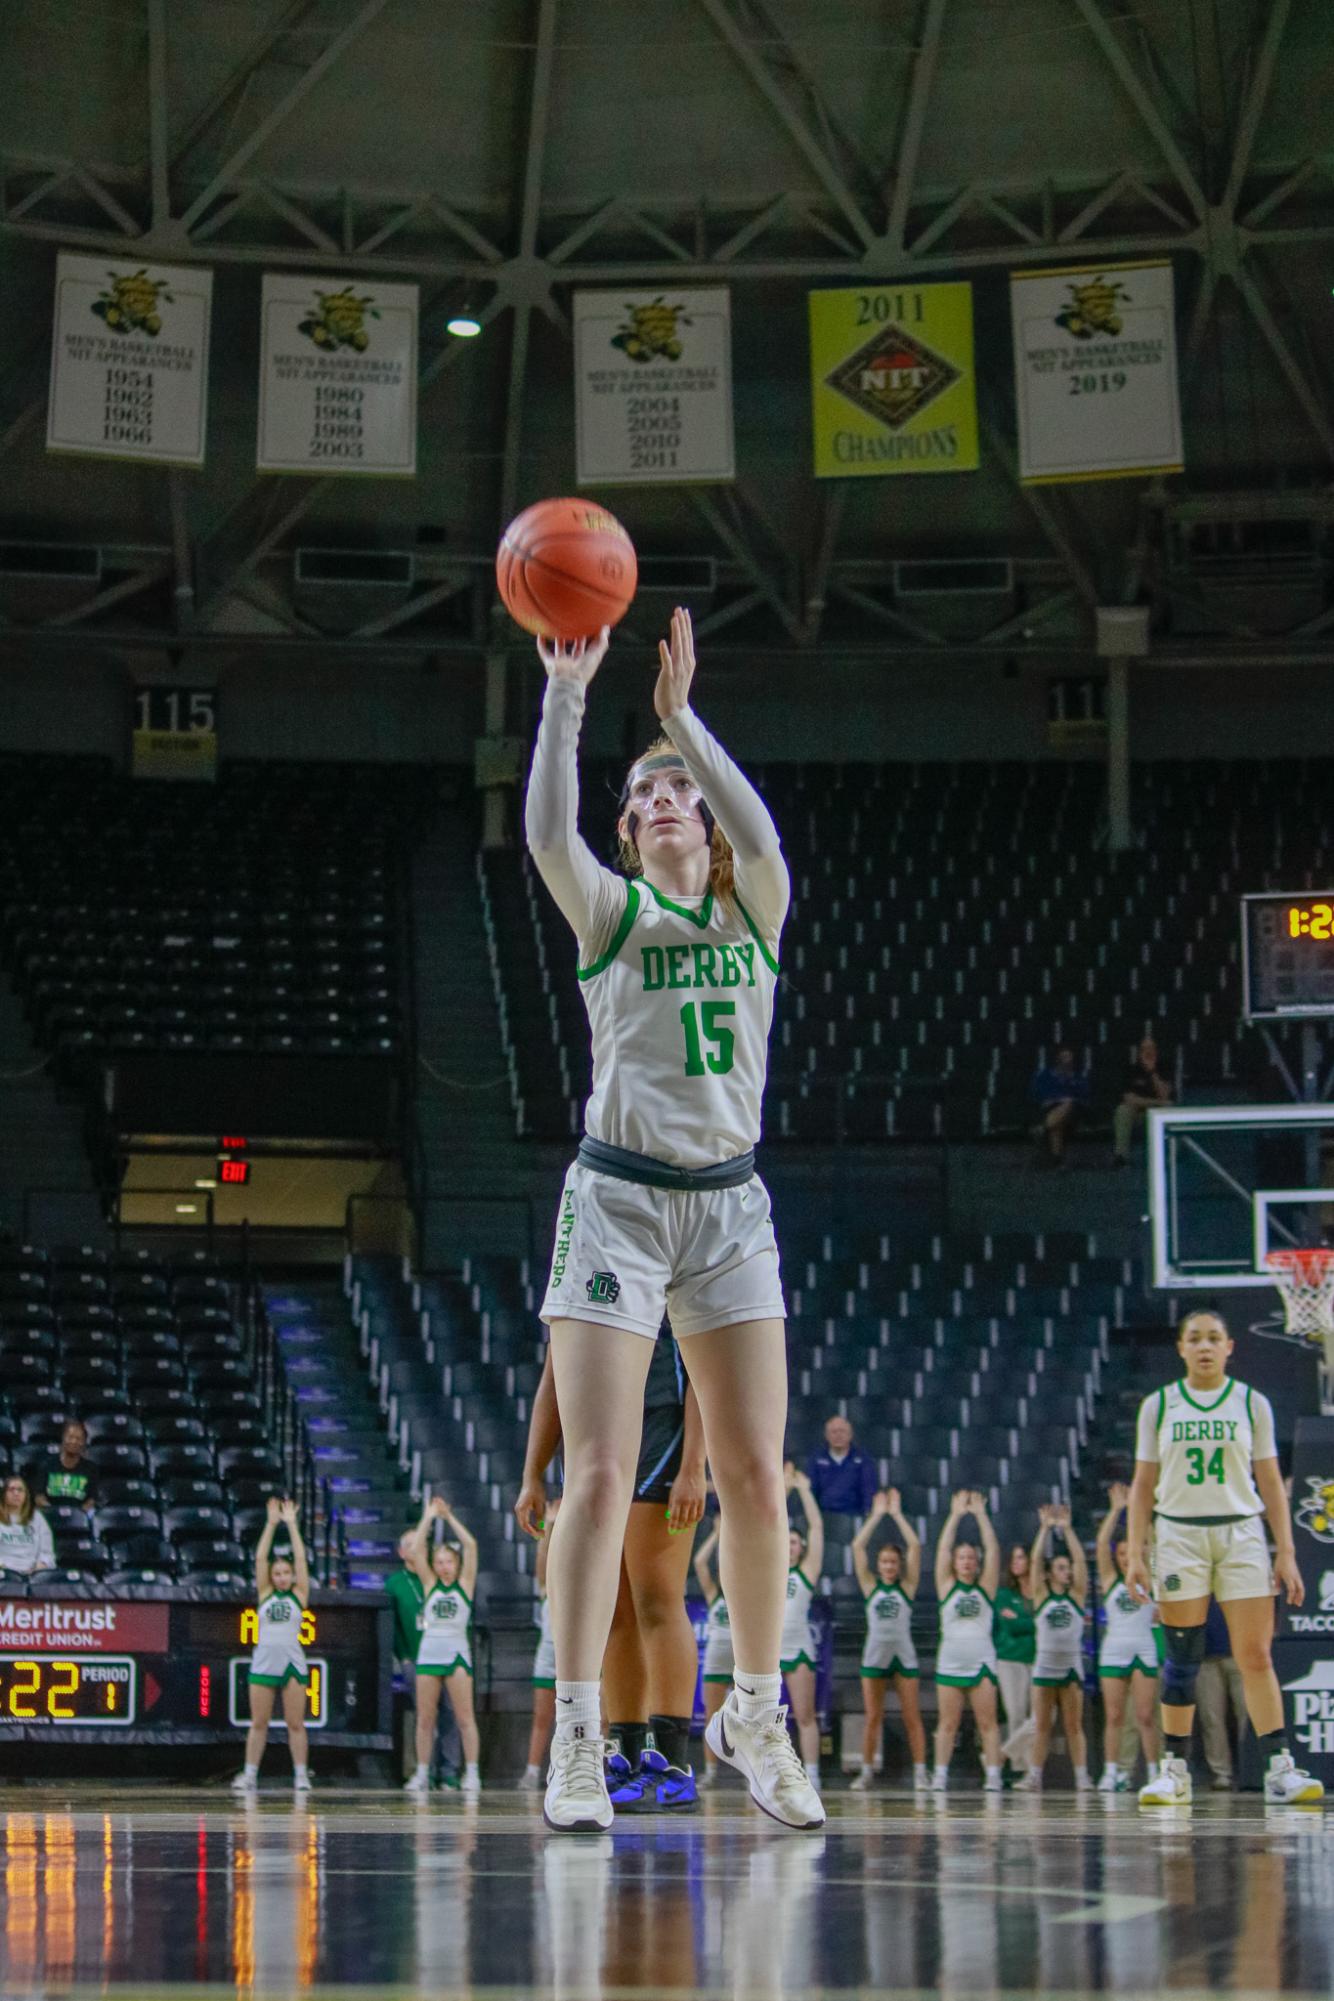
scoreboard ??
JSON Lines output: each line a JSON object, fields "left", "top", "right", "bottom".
{"left": 0, "top": 1592, "right": 391, "bottom": 1748}
{"left": 1242, "top": 891, "right": 1334, "bottom": 1021}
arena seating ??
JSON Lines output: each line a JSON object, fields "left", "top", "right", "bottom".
{"left": 0, "top": 1238, "right": 309, "bottom": 1588}
{"left": 339, "top": 1224, "right": 1119, "bottom": 1640}
{"left": 0, "top": 756, "right": 430, "bottom": 1067}
{"left": 482, "top": 756, "right": 1334, "bottom": 1142}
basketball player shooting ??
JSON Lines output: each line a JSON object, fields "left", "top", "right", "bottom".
{"left": 526, "top": 607, "right": 823, "bottom": 1834}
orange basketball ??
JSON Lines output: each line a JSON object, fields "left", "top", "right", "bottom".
{"left": 496, "top": 497, "right": 637, "bottom": 642}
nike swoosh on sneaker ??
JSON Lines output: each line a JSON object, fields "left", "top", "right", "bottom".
{"left": 719, "top": 1720, "right": 734, "bottom": 1758}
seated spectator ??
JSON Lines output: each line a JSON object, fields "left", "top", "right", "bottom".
{"left": 29, "top": 1419, "right": 99, "bottom": 1513}
{"left": 1112, "top": 1036, "right": 1172, "bottom": 1167}
{"left": 1030, "top": 1045, "right": 1090, "bottom": 1169}
{"left": 0, "top": 1474, "right": 56, "bottom": 1575}
{"left": 805, "top": 1414, "right": 876, "bottom": 1517}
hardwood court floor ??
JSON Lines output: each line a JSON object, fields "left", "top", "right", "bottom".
{"left": 0, "top": 1784, "right": 1331, "bottom": 1998}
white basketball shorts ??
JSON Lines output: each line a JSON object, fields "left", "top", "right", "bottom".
{"left": 538, "top": 1161, "right": 785, "bottom": 1340}
{"left": 1152, "top": 1515, "right": 1273, "bottom": 1604}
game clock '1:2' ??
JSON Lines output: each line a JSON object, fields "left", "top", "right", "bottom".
{"left": 0, "top": 1656, "right": 136, "bottom": 1725}
{"left": 1287, "top": 902, "right": 1333, "bottom": 939}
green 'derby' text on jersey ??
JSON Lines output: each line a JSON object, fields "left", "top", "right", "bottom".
{"left": 1135, "top": 1378, "right": 1276, "bottom": 1519}
{"left": 577, "top": 879, "right": 779, "bottom": 1168}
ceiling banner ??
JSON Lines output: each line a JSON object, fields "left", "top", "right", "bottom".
{"left": 256, "top": 274, "right": 418, "bottom": 476}
{"left": 46, "top": 253, "right": 213, "bottom": 467}
{"left": 1011, "top": 259, "right": 1184, "bottom": 484}
{"left": 808, "top": 282, "right": 979, "bottom": 478}
{"left": 574, "top": 288, "right": 735, "bottom": 485}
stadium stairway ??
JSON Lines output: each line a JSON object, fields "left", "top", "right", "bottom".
{"left": 412, "top": 806, "right": 535, "bottom": 1267}
{"left": 262, "top": 1278, "right": 412, "bottom": 1589}
{"left": 0, "top": 978, "right": 99, "bottom": 1239}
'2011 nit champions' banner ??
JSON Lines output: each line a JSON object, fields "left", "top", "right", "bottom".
{"left": 47, "top": 253, "right": 213, "bottom": 467}
{"left": 808, "top": 282, "right": 978, "bottom": 478}
{"left": 1011, "top": 260, "right": 1184, "bottom": 484}
{"left": 257, "top": 274, "right": 418, "bottom": 475}
{"left": 574, "top": 289, "right": 735, "bottom": 485}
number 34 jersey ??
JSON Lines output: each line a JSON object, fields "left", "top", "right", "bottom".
{"left": 577, "top": 878, "right": 780, "bottom": 1168}
{"left": 1135, "top": 1378, "right": 1276, "bottom": 1519}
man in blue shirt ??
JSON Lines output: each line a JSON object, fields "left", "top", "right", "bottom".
{"left": 1030, "top": 1045, "right": 1089, "bottom": 1170}
{"left": 805, "top": 1414, "right": 877, "bottom": 1517}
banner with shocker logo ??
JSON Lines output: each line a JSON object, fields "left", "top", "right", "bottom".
{"left": 47, "top": 253, "right": 213, "bottom": 467}
{"left": 574, "top": 289, "right": 734, "bottom": 485}
{"left": 1010, "top": 259, "right": 1184, "bottom": 483}
{"left": 257, "top": 273, "right": 417, "bottom": 475}
{"left": 808, "top": 282, "right": 978, "bottom": 478}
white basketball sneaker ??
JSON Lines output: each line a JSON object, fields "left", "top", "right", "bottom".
{"left": 403, "top": 1768, "right": 431, "bottom": 1795}
{"left": 544, "top": 1732, "right": 613, "bottom": 1832}
{"left": 849, "top": 1767, "right": 875, "bottom": 1792}
{"left": 292, "top": 1768, "right": 312, "bottom": 1793}
{"left": 1263, "top": 1753, "right": 1325, "bottom": 1804}
{"left": 230, "top": 1769, "right": 257, "bottom": 1794}
{"left": 704, "top": 1696, "right": 825, "bottom": 1830}
{"left": 1139, "top": 1755, "right": 1192, "bottom": 1805}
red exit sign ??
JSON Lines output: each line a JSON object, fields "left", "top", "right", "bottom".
{"left": 218, "top": 1160, "right": 250, "bottom": 1185}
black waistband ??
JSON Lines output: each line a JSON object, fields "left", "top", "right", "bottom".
{"left": 576, "top": 1136, "right": 755, "bottom": 1191}
{"left": 1155, "top": 1511, "right": 1253, "bottom": 1527}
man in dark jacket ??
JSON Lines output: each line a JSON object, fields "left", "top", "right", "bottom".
{"left": 805, "top": 1414, "right": 877, "bottom": 1517}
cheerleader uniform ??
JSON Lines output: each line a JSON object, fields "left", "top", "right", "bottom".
{"left": 1032, "top": 1592, "right": 1085, "bottom": 1689}
{"left": 779, "top": 1567, "right": 817, "bottom": 1673}
{"left": 702, "top": 1595, "right": 734, "bottom": 1684}
{"left": 532, "top": 1594, "right": 556, "bottom": 1689}
{"left": 248, "top": 1589, "right": 309, "bottom": 1688}
{"left": 1098, "top": 1576, "right": 1159, "bottom": 1679}
{"left": 860, "top": 1582, "right": 919, "bottom": 1680}
{"left": 934, "top": 1583, "right": 997, "bottom": 1688}
{"left": 418, "top": 1579, "right": 473, "bottom": 1677}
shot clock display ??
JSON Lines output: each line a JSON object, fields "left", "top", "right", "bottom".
{"left": 0, "top": 1656, "right": 135, "bottom": 1726}
{"left": 1242, "top": 892, "right": 1334, "bottom": 1021}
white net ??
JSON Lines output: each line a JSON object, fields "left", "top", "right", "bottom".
{"left": 1266, "top": 1249, "right": 1334, "bottom": 1341}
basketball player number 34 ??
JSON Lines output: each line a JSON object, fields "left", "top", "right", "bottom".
{"left": 680, "top": 1001, "right": 735, "bottom": 1076}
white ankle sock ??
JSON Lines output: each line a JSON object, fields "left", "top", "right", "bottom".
{"left": 524, "top": 1763, "right": 540, "bottom": 1781}
{"left": 414, "top": 1762, "right": 429, "bottom": 1780}
{"left": 732, "top": 1670, "right": 781, "bottom": 1722}
{"left": 244, "top": 1763, "right": 258, "bottom": 1780}
{"left": 554, "top": 1679, "right": 602, "bottom": 1739}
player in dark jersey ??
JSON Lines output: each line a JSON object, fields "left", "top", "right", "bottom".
{"left": 516, "top": 1324, "right": 705, "bottom": 1809}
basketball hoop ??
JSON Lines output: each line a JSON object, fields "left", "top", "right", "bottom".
{"left": 1264, "top": 1248, "right": 1334, "bottom": 1343}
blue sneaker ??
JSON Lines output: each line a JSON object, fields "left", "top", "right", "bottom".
{"left": 604, "top": 1746, "right": 634, "bottom": 1794}
{"left": 612, "top": 1747, "right": 699, "bottom": 1813}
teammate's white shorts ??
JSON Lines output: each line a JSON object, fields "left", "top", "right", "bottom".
{"left": 539, "top": 1161, "right": 785, "bottom": 1340}
{"left": 532, "top": 1634, "right": 557, "bottom": 1688}
{"left": 1152, "top": 1515, "right": 1272, "bottom": 1604}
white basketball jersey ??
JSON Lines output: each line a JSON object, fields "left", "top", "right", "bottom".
{"left": 1135, "top": 1378, "right": 1275, "bottom": 1519}
{"left": 578, "top": 880, "right": 780, "bottom": 1168}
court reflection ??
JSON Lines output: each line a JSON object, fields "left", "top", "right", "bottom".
{"left": 0, "top": 1797, "right": 1331, "bottom": 1997}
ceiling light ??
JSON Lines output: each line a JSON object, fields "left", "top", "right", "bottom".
{"left": 175, "top": 1203, "right": 197, "bottom": 1214}
{"left": 446, "top": 312, "right": 483, "bottom": 338}
{"left": 194, "top": 1178, "right": 218, "bottom": 1190}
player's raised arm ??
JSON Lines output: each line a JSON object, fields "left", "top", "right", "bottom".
{"left": 654, "top": 608, "right": 789, "bottom": 943}
{"left": 524, "top": 628, "right": 627, "bottom": 957}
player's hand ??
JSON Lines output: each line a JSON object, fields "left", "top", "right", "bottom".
{"left": 513, "top": 1476, "right": 547, "bottom": 1541}
{"left": 428, "top": 1495, "right": 448, "bottom": 1520}
{"left": 971, "top": 1491, "right": 989, "bottom": 1516}
{"left": 537, "top": 627, "right": 610, "bottom": 686}
{"left": 654, "top": 606, "right": 696, "bottom": 720}
{"left": 666, "top": 1463, "right": 706, "bottom": 1535}
{"left": 1123, "top": 1553, "right": 1152, "bottom": 1603}
{"left": 1274, "top": 1549, "right": 1305, "bottom": 1607}
{"left": 870, "top": 1490, "right": 891, "bottom": 1519}
{"left": 278, "top": 1498, "right": 297, "bottom": 1526}
{"left": 266, "top": 1496, "right": 282, "bottom": 1524}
